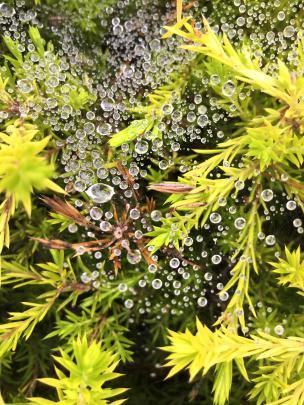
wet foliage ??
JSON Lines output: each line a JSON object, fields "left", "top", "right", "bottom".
{"left": 0, "top": 0, "right": 304, "bottom": 404}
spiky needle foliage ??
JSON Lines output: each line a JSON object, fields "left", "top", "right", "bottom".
{"left": 29, "top": 335, "right": 127, "bottom": 405}
{"left": 0, "top": 120, "right": 64, "bottom": 253}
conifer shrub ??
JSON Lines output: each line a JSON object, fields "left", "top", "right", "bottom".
{"left": 0, "top": 0, "right": 304, "bottom": 404}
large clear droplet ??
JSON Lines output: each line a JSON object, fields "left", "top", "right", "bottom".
{"left": 197, "top": 297, "right": 208, "bottom": 307}
{"left": 261, "top": 189, "right": 273, "bottom": 202}
{"left": 152, "top": 279, "right": 162, "bottom": 289}
{"left": 127, "top": 249, "right": 142, "bottom": 264}
{"left": 85, "top": 183, "right": 115, "bottom": 203}
{"left": 222, "top": 80, "right": 236, "bottom": 97}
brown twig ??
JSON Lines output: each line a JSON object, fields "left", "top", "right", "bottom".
{"left": 41, "top": 195, "right": 100, "bottom": 231}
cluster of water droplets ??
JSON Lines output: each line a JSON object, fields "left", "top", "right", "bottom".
{"left": 1, "top": 0, "right": 303, "bottom": 328}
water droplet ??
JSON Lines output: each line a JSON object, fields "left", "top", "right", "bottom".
{"left": 17, "top": 79, "right": 33, "bottom": 93}
{"left": 130, "top": 208, "right": 140, "bottom": 219}
{"left": 283, "top": 25, "right": 294, "bottom": 38}
{"left": 118, "top": 283, "right": 128, "bottom": 292}
{"left": 148, "top": 263, "right": 157, "bottom": 273}
{"left": 97, "top": 123, "right": 112, "bottom": 136}
{"left": 90, "top": 206, "right": 103, "bottom": 220}
{"left": 85, "top": 183, "right": 115, "bottom": 203}
{"left": 274, "top": 324, "right": 284, "bottom": 335}
{"left": 113, "top": 25, "right": 124, "bottom": 35}
{"left": 0, "top": 3, "right": 15, "bottom": 17}
{"left": 261, "top": 189, "right": 273, "bottom": 202}
{"left": 234, "top": 217, "right": 246, "bottom": 230}
{"left": 265, "top": 235, "right": 276, "bottom": 246}
{"left": 211, "top": 254, "right": 222, "bottom": 264}
{"left": 81, "top": 272, "right": 91, "bottom": 283}
{"left": 210, "top": 212, "right": 222, "bottom": 224}
{"left": 293, "top": 219, "right": 302, "bottom": 228}
{"left": 184, "top": 237, "right": 193, "bottom": 246}
{"left": 151, "top": 210, "right": 162, "bottom": 221}
{"left": 97, "top": 168, "right": 109, "bottom": 179}
{"left": 135, "top": 230, "right": 143, "bottom": 239}
{"left": 198, "top": 105, "right": 207, "bottom": 114}
{"left": 135, "top": 140, "right": 149, "bottom": 154}
{"left": 197, "top": 114, "right": 208, "bottom": 128}
{"left": 169, "top": 258, "right": 180, "bottom": 268}
{"left": 194, "top": 94, "right": 202, "bottom": 104}
{"left": 235, "top": 180, "right": 245, "bottom": 190}
{"left": 149, "top": 39, "right": 161, "bottom": 51}
{"left": 210, "top": 74, "right": 221, "bottom": 85}
{"left": 218, "top": 197, "right": 227, "bottom": 206}
{"left": 222, "top": 80, "right": 236, "bottom": 97}
{"left": 100, "top": 221, "right": 112, "bottom": 232}
{"left": 74, "top": 180, "right": 86, "bottom": 192}
{"left": 152, "top": 279, "right": 162, "bottom": 289}
{"left": 197, "top": 297, "right": 208, "bottom": 307}
{"left": 93, "top": 280, "right": 100, "bottom": 289}
{"left": 236, "top": 16, "right": 245, "bottom": 26}
{"left": 127, "top": 249, "right": 142, "bottom": 264}
{"left": 84, "top": 122, "right": 95, "bottom": 134}
{"left": 162, "top": 103, "right": 174, "bottom": 115}
{"left": 286, "top": 200, "right": 297, "bottom": 210}
{"left": 187, "top": 111, "right": 196, "bottom": 123}
{"left": 101, "top": 99, "right": 115, "bottom": 111}
{"left": 124, "top": 299, "right": 134, "bottom": 309}
{"left": 139, "top": 279, "right": 146, "bottom": 287}
{"left": 91, "top": 271, "right": 99, "bottom": 280}
{"left": 68, "top": 223, "right": 78, "bottom": 233}
{"left": 219, "top": 291, "right": 229, "bottom": 301}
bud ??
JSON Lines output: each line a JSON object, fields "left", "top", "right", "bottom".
{"left": 148, "top": 182, "right": 194, "bottom": 193}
